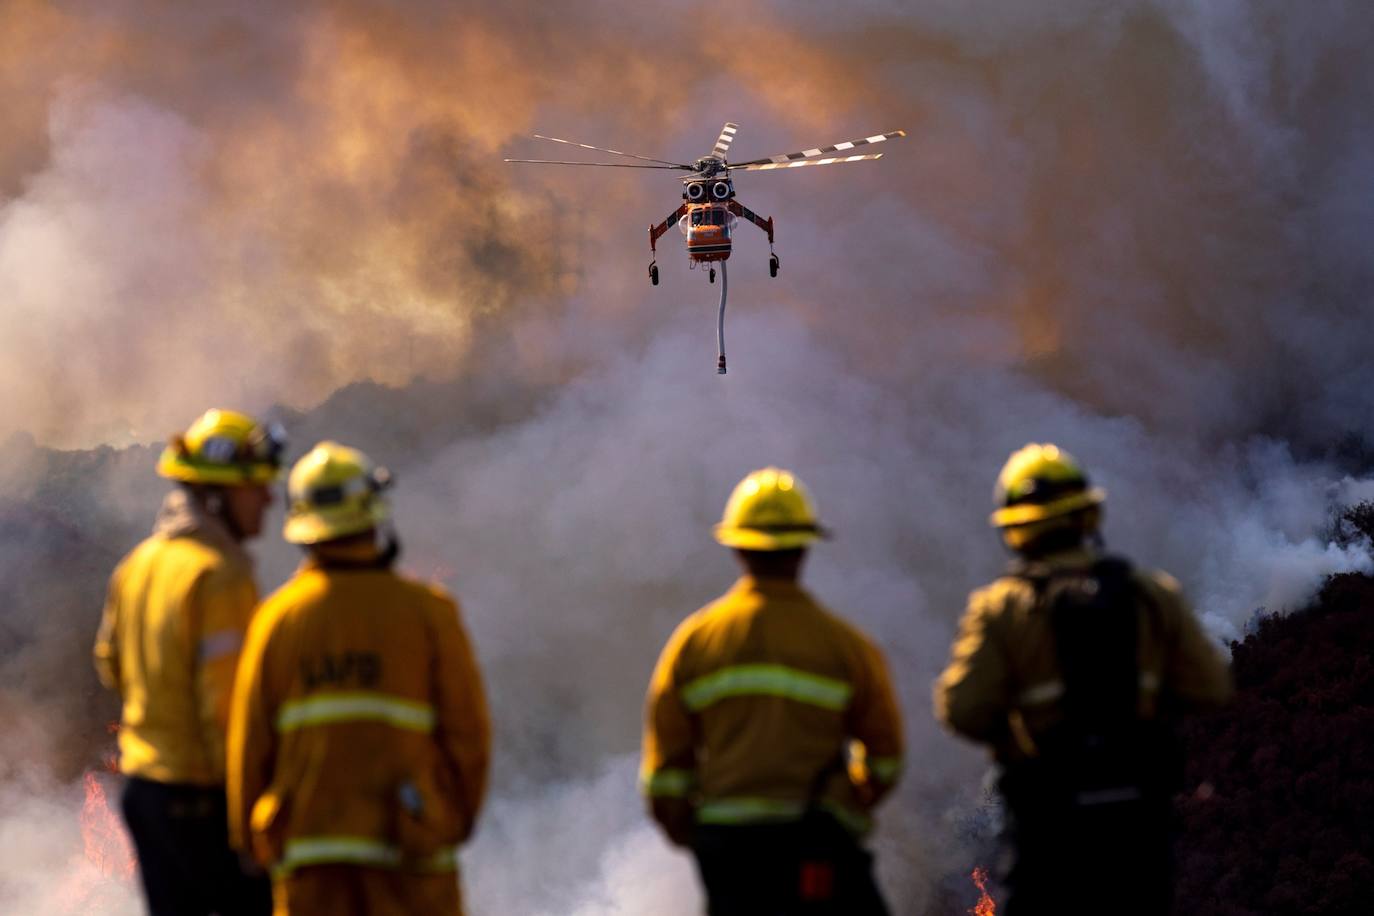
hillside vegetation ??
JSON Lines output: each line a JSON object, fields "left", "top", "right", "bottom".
{"left": 1176, "top": 508, "right": 1373, "bottom": 915}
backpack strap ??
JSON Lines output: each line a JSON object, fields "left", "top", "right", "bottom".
{"left": 1051, "top": 557, "right": 1140, "bottom": 729}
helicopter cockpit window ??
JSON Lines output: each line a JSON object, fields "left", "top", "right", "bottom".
{"left": 690, "top": 209, "right": 729, "bottom": 227}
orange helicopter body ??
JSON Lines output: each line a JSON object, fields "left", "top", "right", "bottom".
{"left": 683, "top": 203, "right": 735, "bottom": 263}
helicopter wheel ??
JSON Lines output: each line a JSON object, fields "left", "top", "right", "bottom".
{"left": 709, "top": 267, "right": 716, "bottom": 284}
{"left": 769, "top": 254, "right": 779, "bottom": 278}
{"left": 649, "top": 263, "right": 659, "bottom": 286}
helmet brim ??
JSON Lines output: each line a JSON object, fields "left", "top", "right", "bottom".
{"left": 156, "top": 449, "right": 281, "bottom": 485}
{"left": 714, "top": 525, "right": 826, "bottom": 551}
{"left": 989, "top": 488, "right": 1105, "bottom": 528}
{"left": 284, "top": 500, "right": 391, "bottom": 545}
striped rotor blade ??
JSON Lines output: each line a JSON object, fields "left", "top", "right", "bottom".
{"left": 728, "top": 152, "right": 886, "bottom": 171}
{"left": 505, "top": 159, "right": 690, "bottom": 169}
{"left": 712, "top": 122, "right": 739, "bottom": 159}
{"left": 531, "top": 134, "right": 691, "bottom": 168}
{"left": 730, "top": 129, "right": 905, "bottom": 167}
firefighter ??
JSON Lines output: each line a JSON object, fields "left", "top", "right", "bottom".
{"left": 642, "top": 467, "right": 904, "bottom": 915}
{"left": 934, "top": 444, "right": 1234, "bottom": 916}
{"left": 93, "top": 408, "right": 282, "bottom": 916}
{"left": 227, "top": 441, "right": 490, "bottom": 916}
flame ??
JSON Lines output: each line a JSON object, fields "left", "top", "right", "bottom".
{"left": 53, "top": 731, "right": 138, "bottom": 913}
{"left": 970, "top": 866, "right": 996, "bottom": 915}
{"left": 81, "top": 770, "right": 136, "bottom": 881}
{"left": 104, "top": 721, "right": 121, "bottom": 772}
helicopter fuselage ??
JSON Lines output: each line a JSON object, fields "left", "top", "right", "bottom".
{"left": 681, "top": 203, "right": 736, "bottom": 263}
{"left": 677, "top": 170, "right": 738, "bottom": 262}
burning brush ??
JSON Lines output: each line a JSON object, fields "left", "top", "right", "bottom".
{"left": 970, "top": 866, "right": 996, "bottom": 915}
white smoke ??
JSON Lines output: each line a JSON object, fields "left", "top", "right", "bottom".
{"left": 464, "top": 757, "right": 699, "bottom": 915}
{"left": 3, "top": 1, "right": 1374, "bottom": 913}
{"left": 393, "top": 309, "right": 1371, "bottom": 911}
{"left": 0, "top": 92, "right": 215, "bottom": 446}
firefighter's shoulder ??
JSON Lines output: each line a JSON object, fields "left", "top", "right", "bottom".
{"left": 965, "top": 574, "right": 1036, "bottom": 622}
{"left": 261, "top": 566, "right": 328, "bottom": 609}
{"left": 396, "top": 571, "right": 467, "bottom": 624}
{"left": 804, "top": 595, "right": 882, "bottom": 657}
{"left": 1130, "top": 565, "right": 1189, "bottom": 611}
{"left": 249, "top": 570, "right": 330, "bottom": 641}
{"left": 1135, "top": 566, "right": 1183, "bottom": 596}
{"left": 105, "top": 535, "right": 153, "bottom": 589}
{"left": 143, "top": 529, "right": 230, "bottom": 574}
{"left": 654, "top": 593, "right": 736, "bottom": 676}
{"left": 668, "top": 599, "right": 722, "bottom": 647}
{"left": 131, "top": 531, "right": 250, "bottom": 598}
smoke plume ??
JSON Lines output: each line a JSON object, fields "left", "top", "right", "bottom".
{"left": 2, "top": 0, "right": 1373, "bottom": 912}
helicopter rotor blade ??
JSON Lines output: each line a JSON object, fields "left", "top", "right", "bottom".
{"left": 728, "top": 153, "right": 886, "bottom": 171}
{"left": 711, "top": 122, "right": 739, "bottom": 159}
{"left": 504, "top": 158, "right": 691, "bottom": 169}
{"left": 729, "top": 130, "right": 906, "bottom": 168}
{"left": 530, "top": 134, "right": 692, "bottom": 168}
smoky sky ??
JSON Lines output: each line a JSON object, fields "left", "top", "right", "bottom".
{"left": 2, "top": 0, "right": 1369, "bottom": 451}
{"left": 3, "top": 1, "right": 1374, "bottom": 913}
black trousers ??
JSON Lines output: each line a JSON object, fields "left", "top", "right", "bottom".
{"left": 692, "top": 816, "right": 890, "bottom": 916}
{"left": 1000, "top": 795, "right": 1175, "bottom": 916}
{"left": 121, "top": 777, "right": 272, "bottom": 916}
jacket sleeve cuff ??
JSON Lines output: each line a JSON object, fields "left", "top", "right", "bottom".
{"left": 639, "top": 767, "right": 697, "bottom": 798}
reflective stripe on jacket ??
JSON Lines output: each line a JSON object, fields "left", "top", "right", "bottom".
{"left": 227, "top": 547, "right": 490, "bottom": 877}
{"left": 933, "top": 547, "right": 1234, "bottom": 762}
{"left": 641, "top": 576, "right": 903, "bottom": 833}
{"left": 92, "top": 489, "right": 257, "bottom": 785}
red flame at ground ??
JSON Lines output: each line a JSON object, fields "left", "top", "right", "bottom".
{"left": 104, "top": 721, "right": 121, "bottom": 772}
{"left": 55, "top": 767, "right": 137, "bottom": 913}
{"left": 82, "top": 770, "right": 136, "bottom": 880}
{"left": 971, "top": 866, "right": 996, "bottom": 915}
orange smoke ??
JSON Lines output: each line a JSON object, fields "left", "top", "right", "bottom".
{"left": 0, "top": 0, "right": 927, "bottom": 447}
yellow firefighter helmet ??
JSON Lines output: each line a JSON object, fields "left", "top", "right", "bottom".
{"left": 714, "top": 466, "right": 828, "bottom": 551}
{"left": 990, "top": 443, "right": 1105, "bottom": 530}
{"left": 283, "top": 441, "right": 392, "bottom": 545}
{"left": 156, "top": 409, "right": 285, "bottom": 486}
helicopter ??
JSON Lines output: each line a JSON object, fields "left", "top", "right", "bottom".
{"left": 506, "top": 122, "right": 905, "bottom": 373}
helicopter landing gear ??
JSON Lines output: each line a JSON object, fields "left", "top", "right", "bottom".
{"left": 649, "top": 261, "right": 659, "bottom": 286}
{"left": 769, "top": 252, "right": 780, "bottom": 278}
{"left": 709, "top": 267, "right": 716, "bottom": 284}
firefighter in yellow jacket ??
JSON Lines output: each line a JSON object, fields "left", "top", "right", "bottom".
{"left": 643, "top": 467, "right": 904, "bottom": 915}
{"left": 934, "top": 444, "right": 1233, "bottom": 916}
{"left": 228, "top": 441, "right": 490, "bottom": 916}
{"left": 94, "top": 408, "right": 282, "bottom": 916}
